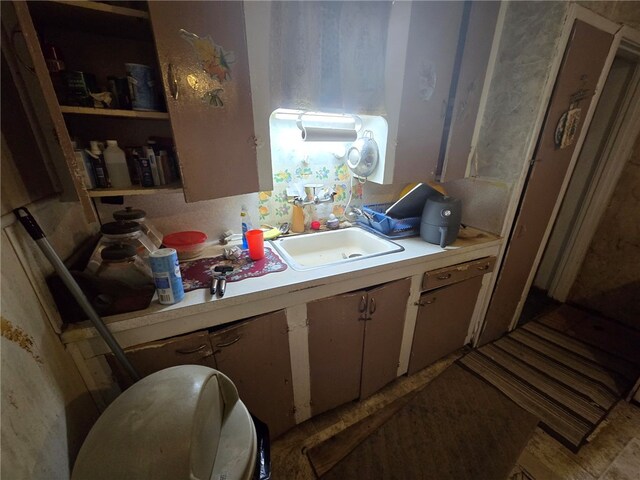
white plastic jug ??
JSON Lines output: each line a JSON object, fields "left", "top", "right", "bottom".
{"left": 103, "top": 140, "right": 132, "bottom": 188}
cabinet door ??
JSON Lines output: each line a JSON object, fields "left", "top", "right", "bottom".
{"left": 5, "top": 1, "right": 96, "bottom": 221}
{"left": 392, "top": 2, "right": 463, "bottom": 182}
{"left": 210, "top": 310, "right": 295, "bottom": 439}
{"left": 360, "top": 278, "right": 411, "bottom": 399}
{"left": 439, "top": 1, "right": 500, "bottom": 181}
{"left": 308, "top": 291, "right": 366, "bottom": 416}
{"left": 408, "top": 275, "right": 483, "bottom": 375}
{"left": 106, "top": 330, "right": 216, "bottom": 389}
{"left": 148, "top": 2, "right": 258, "bottom": 202}
{"left": 479, "top": 21, "right": 614, "bottom": 345}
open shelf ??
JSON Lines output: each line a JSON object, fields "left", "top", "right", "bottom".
{"left": 87, "top": 182, "right": 183, "bottom": 198}
{"left": 28, "top": 1, "right": 151, "bottom": 39}
{"left": 60, "top": 106, "right": 169, "bottom": 120}
{"left": 50, "top": 1, "right": 148, "bottom": 19}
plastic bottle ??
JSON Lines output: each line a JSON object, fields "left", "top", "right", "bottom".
{"left": 71, "top": 141, "right": 95, "bottom": 189}
{"left": 326, "top": 213, "right": 340, "bottom": 230}
{"left": 241, "top": 205, "right": 252, "bottom": 249}
{"left": 143, "top": 144, "right": 161, "bottom": 186}
{"left": 104, "top": 140, "right": 132, "bottom": 188}
{"left": 86, "top": 141, "right": 109, "bottom": 188}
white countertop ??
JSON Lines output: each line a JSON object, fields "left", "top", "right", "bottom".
{"left": 61, "top": 227, "right": 501, "bottom": 347}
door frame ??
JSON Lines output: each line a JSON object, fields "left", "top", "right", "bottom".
{"left": 547, "top": 29, "right": 640, "bottom": 301}
{"left": 473, "top": 5, "right": 621, "bottom": 345}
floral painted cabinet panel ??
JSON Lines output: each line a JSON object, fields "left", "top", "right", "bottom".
{"left": 148, "top": 2, "right": 258, "bottom": 202}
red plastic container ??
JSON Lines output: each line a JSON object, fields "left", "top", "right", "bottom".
{"left": 163, "top": 231, "right": 208, "bottom": 260}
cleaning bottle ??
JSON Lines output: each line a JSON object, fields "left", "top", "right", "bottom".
{"left": 241, "top": 205, "right": 252, "bottom": 249}
{"left": 103, "top": 140, "right": 132, "bottom": 188}
{"left": 72, "top": 141, "right": 95, "bottom": 189}
{"left": 86, "top": 141, "right": 109, "bottom": 188}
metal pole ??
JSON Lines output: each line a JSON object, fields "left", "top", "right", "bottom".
{"left": 14, "top": 207, "right": 141, "bottom": 382}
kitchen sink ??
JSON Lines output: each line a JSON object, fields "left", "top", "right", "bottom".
{"left": 269, "top": 227, "right": 404, "bottom": 270}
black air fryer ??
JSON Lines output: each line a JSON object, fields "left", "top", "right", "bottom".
{"left": 420, "top": 196, "right": 462, "bottom": 248}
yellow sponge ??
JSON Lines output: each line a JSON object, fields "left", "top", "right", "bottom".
{"left": 263, "top": 227, "right": 281, "bottom": 240}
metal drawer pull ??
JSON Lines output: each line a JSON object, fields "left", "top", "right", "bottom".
{"left": 369, "top": 297, "right": 376, "bottom": 316}
{"left": 175, "top": 344, "right": 207, "bottom": 355}
{"left": 359, "top": 295, "right": 367, "bottom": 313}
{"left": 477, "top": 264, "right": 490, "bottom": 271}
{"left": 436, "top": 273, "right": 452, "bottom": 280}
{"left": 215, "top": 335, "right": 241, "bottom": 348}
{"left": 168, "top": 63, "right": 179, "bottom": 100}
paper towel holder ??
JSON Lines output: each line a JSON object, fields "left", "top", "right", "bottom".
{"left": 295, "top": 111, "right": 362, "bottom": 142}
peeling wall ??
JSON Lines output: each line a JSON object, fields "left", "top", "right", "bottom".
{"left": 569, "top": 134, "right": 640, "bottom": 328}
{"left": 1, "top": 67, "right": 100, "bottom": 476}
{"left": 1, "top": 219, "right": 99, "bottom": 479}
{"left": 444, "top": 1, "right": 569, "bottom": 234}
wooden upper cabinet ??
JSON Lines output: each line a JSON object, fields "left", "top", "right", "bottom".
{"left": 392, "top": 1, "right": 464, "bottom": 184}
{"left": 5, "top": 1, "right": 97, "bottom": 220}
{"left": 439, "top": 1, "right": 500, "bottom": 182}
{"left": 148, "top": 1, "right": 259, "bottom": 202}
{"left": 391, "top": 1, "right": 500, "bottom": 184}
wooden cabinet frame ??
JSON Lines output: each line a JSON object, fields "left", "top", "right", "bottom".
{"left": 60, "top": 242, "right": 500, "bottom": 424}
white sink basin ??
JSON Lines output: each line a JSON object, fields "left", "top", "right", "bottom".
{"left": 270, "top": 227, "right": 404, "bottom": 270}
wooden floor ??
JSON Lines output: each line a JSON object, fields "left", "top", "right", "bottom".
{"left": 272, "top": 349, "right": 640, "bottom": 480}
{"left": 511, "top": 401, "right": 640, "bottom": 480}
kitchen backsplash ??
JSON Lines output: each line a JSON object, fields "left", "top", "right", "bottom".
{"left": 261, "top": 145, "right": 360, "bottom": 227}
{"left": 96, "top": 166, "right": 402, "bottom": 242}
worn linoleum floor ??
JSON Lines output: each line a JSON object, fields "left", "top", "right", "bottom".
{"left": 271, "top": 350, "right": 640, "bottom": 480}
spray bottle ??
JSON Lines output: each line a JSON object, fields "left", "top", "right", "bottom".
{"left": 241, "top": 205, "right": 252, "bottom": 249}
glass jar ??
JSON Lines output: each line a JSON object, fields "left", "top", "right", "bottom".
{"left": 86, "top": 221, "right": 157, "bottom": 274}
{"left": 113, "top": 206, "right": 163, "bottom": 248}
{"left": 94, "top": 244, "right": 154, "bottom": 288}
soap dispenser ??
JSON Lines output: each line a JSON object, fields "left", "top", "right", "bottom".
{"left": 291, "top": 205, "right": 305, "bottom": 233}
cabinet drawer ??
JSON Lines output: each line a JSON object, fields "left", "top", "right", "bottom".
{"left": 106, "top": 331, "right": 216, "bottom": 388}
{"left": 422, "top": 256, "right": 496, "bottom": 291}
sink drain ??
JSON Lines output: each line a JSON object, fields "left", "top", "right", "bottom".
{"left": 347, "top": 253, "right": 362, "bottom": 259}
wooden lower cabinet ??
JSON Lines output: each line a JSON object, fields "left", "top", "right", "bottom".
{"left": 308, "top": 278, "right": 411, "bottom": 416}
{"left": 106, "top": 330, "right": 216, "bottom": 389}
{"left": 360, "top": 278, "right": 411, "bottom": 399}
{"left": 308, "top": 291, "right": 366, "bottom": 416}
{"left": 408, "top": 275, "right": 483, "bottom": 375}
{"left": 210, "top": 310, "right": 295, "bottom": 439}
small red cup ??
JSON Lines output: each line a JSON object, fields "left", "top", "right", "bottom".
{"left": 245, "top": 229, "right": 265, "bottom": 260}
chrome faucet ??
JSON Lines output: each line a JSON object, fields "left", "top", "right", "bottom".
{"left": 289, "top": 184, "right": 337, "bottom": 207}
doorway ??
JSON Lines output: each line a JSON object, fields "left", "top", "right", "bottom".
{"left": 525, "top": 44, "right": 640, "bottom": 326}
{"left": 478, "top": 19, "right": 615, "bottom": 345}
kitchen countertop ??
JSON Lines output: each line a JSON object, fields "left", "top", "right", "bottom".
{"left": 61, "top": 226, "right": 501, "bottom": 347}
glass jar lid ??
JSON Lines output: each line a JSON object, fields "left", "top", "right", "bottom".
{"left": 113, "top": 206, "right": 147, "bottom": 222}
{"left": 101, "top": 221, "right": 141, "bottom": 235}
{"left": 100, "top": 244, "right": 137, "bottom": 261}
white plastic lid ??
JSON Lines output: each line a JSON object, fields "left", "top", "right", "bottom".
{"left": 72, "top": 366, "right": 255, "bottom": 480}
{"left": 89, "top": 141, "right": 101, "bottom": 153}
{"left": 106, "top": 140, "right": 118, "bottom": 146}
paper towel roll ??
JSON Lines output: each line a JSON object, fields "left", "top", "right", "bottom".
{"left": 300, "top": 126, "right": 357, "bottom": 142}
